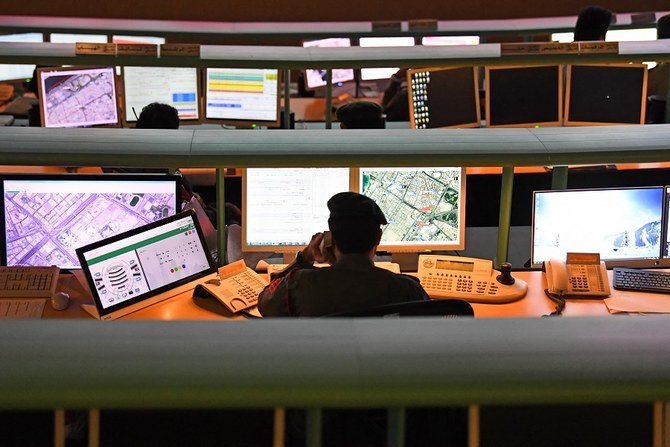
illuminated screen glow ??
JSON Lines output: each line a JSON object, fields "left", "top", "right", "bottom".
{"left": 359, "top": 37, "right": 415, "bottom": 81}
{"left": 244, "top": 168, "right": 350, "bottom": 250}
{"left": 303, "top": 38, "right": 355, "bottom": 89}
{"left": 113, "top": 35, "right": 166, "bottom": 45}
{"left": 50, "top": 33, "right": 108, "bottom": 43}
{"left": 0, "top": 33, "right": 43, "bottom": 81}
{"left": 532, "top": 187, "right": 664, "bottom": 266}
{"left": 422, "top": 36, "right": 480, "bottom": 46}
{"left": 124, "top": 67, "right": 199, "bottom": 121}
{"left": 205, "top": 68, "right": 279, "bottom": 122}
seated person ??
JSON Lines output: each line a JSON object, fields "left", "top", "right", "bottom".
{"left": 258, "top": 192, "right": 428, "bottom": 317}
{"left": 135, "top": 102, "right": 180, "bottom": 129}
{"left": 382, "top": 68, "right": 409, "bottom": 122}
{"left": 573, "top": 5, "right": 613, "bottom": 41}
{"left": 335, "top": 101, "right": 385, "bottom": 129}
{"left": 648, "top": 14, "right": 670, "bottom": 101}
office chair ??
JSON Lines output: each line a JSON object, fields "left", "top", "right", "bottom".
{"left": 326, "top": 298, "right": 474, "bottom": 317}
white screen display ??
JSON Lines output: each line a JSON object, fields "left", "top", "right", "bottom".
{"left": 49, "top": 33, "right": 108, "bottom": 43}
{"left": 245, "top": 168, "right": 350, "bottom": 248}
{"left": 205, "top": 68, "right": 279, "bottom": 122}
{"left": 532, "top": 187, "right": 664, "bottom": 265}
{"left": 3, "top": 178, "right": 178, "bottom": 269}
{"left": 360, "top": 167, "right": 464, "bottom": 248}
{"left": 359, "top": 37, "right": 415, "bottom": 81}
{"left": 113, "top": 35, "right": 166, "bottom": 45}
{"left": 422, "top": 36, "right": 480, "bottom": 46}
{"left": 40, "top": 66, "right": 118, "bottom": 128}
{"left": 124, "top": 67, "right": 199, "bottom": 121}
{"left": 82, "top": 215, "right": 210, "bottom": 309}
{"left": 0, "top": 33, "right": 43, "bottom": 82}
{"left": 303, "top": 38, "right": 354, "bottom": 89}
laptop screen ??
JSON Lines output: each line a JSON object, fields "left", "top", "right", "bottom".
{"left": 77, "top": 211, "right": 216, "bottom": 317}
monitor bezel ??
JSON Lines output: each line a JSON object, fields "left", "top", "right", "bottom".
{"left": 0, "top": 173, "right": 182, "bottom": 269}
{"left": 241, "top": 167, "right": 355, "bottom": 253}
{"left": 352, "top": 167, "right": 466, "bottom": 253}
{"left": 36, "top": 65, "right": 121, "bottom": 128}
{"left": 564, "top": 63, "right": 648, "bottom": 127}
{"left": 202, "top": 67, "right": 282, "bottom": 128}
{"left": 407, "top": 66, "right": 481, "bottom": 129}
{"left": 530, "top": 186, "right": 666, "bottom": 269}
{"left": 301, "top": 38, "right": 355, "bottom": 90}
{"left": 120, "top": 66, "right": 202, "bottom": 127}
{"left": 76, "top": 209, "right": 217, "bottom": 319}
{"left": 485, "top": 64, "right": 563, "bottom": 128}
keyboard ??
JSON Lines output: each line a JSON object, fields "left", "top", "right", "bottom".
{"left": 0, "top": 266, "right": 60, "bottom": 298}
{"left": 613, "top": 268, "right": 670, "bottom": 294}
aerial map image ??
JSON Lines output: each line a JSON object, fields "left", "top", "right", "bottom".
{"left": 42, "top": 67, "right": 118, "bottom": 127}
{"left": 361, "top": 168, "right": 462, "bottom": 244}
{"left": 4, "top": 191, "right": 176, "bottom": 268}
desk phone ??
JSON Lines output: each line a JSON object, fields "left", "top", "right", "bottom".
{"left": 418, "top": 255, "right": 527, "bottom": 303}
{"left": 195, "top": 260, "right": 268, "bottom": 313}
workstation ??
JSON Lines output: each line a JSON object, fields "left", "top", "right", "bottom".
{"left": 2, "top": 2, "right": 670, "bottom": 447}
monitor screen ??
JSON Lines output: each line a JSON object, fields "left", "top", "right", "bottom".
{"left": 1, "top": 174, "right": 180, "bottom": 269}
{"left": 123, "top": 66, "right": 199, "bottom": 122}
{"left": 565, "top": 64, "right": 647, "bottom": 125}
{"left": 77, "top": 211, "right": 215, "bottom": 317}
{"left": 303, "top": 38, "right": 355, "bottom": 89}
{"left": 664, "top": 186, "right": 670, "bottom": 259}
{"left": 552, "top": 28, "right": 657, "bottom": 43}
{"left": 421, "top": 36, "right": 480, "bottom": 46}
{"left": 486, "top": 65, "right": 562, "bottom": 127}
{"left": 113, "top": 35, "right": 166, "bottom": 45}
{"left": 38, "top": 66, "right": 119, "bottom": 128}
{"left": 0, "top": 33, "right": 43, "bottom": 82}
{"left": 49, "top": 33, "right": 108, "bottom": 43}
{"left": 358, "top": 167, "right": 465, "bottom": 251}
{"left": 532, "top": 187, "right": 664, "bottom": 267}
{"left": 204, "top": 68, "right": 280, "bottom": 125}
{"left": 243, "top": 168, "right": 351, "bottom": 251}
{"left": 359, "top": 37, "right": 415, "bottom": 81}
{"left": 408, "top": 67, "right": 480, "bottom": 129}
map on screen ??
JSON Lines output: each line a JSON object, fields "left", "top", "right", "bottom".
{"left": 2, "top": 178, "right": 178, "bottom": 268}
{"left": 360, "top": 167, "right": 464, "bottom": 249}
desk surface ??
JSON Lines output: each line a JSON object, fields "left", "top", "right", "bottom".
{"left": 42, "top": 270, "right": 612, "bottom": 320}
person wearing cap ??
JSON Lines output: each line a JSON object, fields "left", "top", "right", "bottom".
{"left": 335, "top": 101, "right": 385, "bottom": 129}
{"left": 257, "top": 192, "right": 429, "bottom": 317}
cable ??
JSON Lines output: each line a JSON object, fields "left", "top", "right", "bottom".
{"left": 543, "top": 289, "right": 566, "bottom": 317}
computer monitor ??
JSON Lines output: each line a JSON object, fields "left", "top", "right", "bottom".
{"left": 122, "top": 66, "right": 200, "bottom": 124}
{"left": 0, "top": 174, "right": 181, "bottom": 269}
{"left": 408, "top": 67, "right": 480, "bottom": 129}
{"left": 552, "top": 28, "right": 657, "bottom": 43}
{"left": 49, "top": 33, "right": 108, "bottom": 43}
{"left": 421, "top": 36, "right": 480, "bottom": 46}
{"left": 663, "top": 186, "right": 670, "bottom": 260}
{"left": 356, "top": 167, "right": 465, "bottom": 252}
{"left": 531, "top": 187, "right": 664, "bottom": 268}
{"left": 0, "top": 33, "right": 43, "bottom": 82}
{"left": 486, "top": 65, "right": 562, "bottom": 127}
{"left": 565, "top": 64, "right": 647, "bottom": 126}
{"left": 204, "top": 68, "right": 280, "bottom": 127}
{"left": 113, "top": 35, "right": 166, "bottom": 45}
{"left": 243, "top": 168, "right": 351, "bottom": 252}
{"left": 359, "top": 37, "right": 415, "bottom": 81}
{"left": 37, "top": 66, "right": 119, "bottom": 128}
{"left": 302, "top": 38, "right": 355, "bottom": 89}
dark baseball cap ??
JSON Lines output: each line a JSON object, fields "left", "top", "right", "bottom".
{"left": 327, "top": 192, "right": 387, "bottom": 225}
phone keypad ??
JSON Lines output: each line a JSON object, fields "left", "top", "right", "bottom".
{"left": 421, "top": 273, "right": 496, "bottom": 295}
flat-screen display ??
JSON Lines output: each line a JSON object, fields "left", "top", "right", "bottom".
{"left": 243, "top": 168, "right": 351, "bottom": 251}
{"left": 408, "top": 67, "right": 480, "bottom": 129}
{"left": 37, "top": 66, "right": 119, "bottom": 128}
{"left": 358, "top": 167, "right": 465, "bottom": 252}
{"left": 49, "top": 33, "right": 108, "bottom": 43}
{"left": 204, "top": 68, "right": 280, "bottom": 125}
{"left": 565, "top": 64, "right": 647, "bottom": 125}
{"left": 123, "top": 66, "right": 199, "bottom": 122}
{"left": 303, "top": 38, "right": 355, "bottom": 89}
{"left": 1, "top": 174, "right": 180, "bottom": 269}
{"left": 532, "top": 187, "right": 664, "bottom": 267}
{"left": 0, "top": 33, "right": 43, "bottom": 82}
{"left": 421, "top": 36, "right": 480, "bottom": 46}
{"left": 359, "top": 37, "right": 415, "bottom": 81}
{"left": 113, "top": 35, "right": 166, "bottom": 45}
{"left": 486, "top": 65, "right": 562, "bottom": 127}
{"left": 664, "top": 186, "right": 670, "bottom": 259}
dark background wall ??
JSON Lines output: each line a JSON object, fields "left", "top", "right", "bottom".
{"left": 3, "top": 1, "right": 669, "bottom": 22}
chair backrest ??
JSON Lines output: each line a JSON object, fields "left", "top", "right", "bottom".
{"left": 326, "top": 299, "right": 474, "bottom": 318}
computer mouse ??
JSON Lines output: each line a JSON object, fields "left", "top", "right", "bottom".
{"left": 50, "top": 292, "right": 70, "bottom": 311}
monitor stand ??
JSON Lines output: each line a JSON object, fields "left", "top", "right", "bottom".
{"left": 391, "top": 253, "right": 419, "bottom": 273}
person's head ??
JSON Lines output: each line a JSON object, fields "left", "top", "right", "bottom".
{"left": 336, "top": 101, "right": 385, "bottom": 129}
{"left": 658, "top": 14, "right": 670, "bottom": 40}
{"left": 136, "top": 102, "right": 179, "bottom": 129}
{"left": 224, "top": 202, "right": 242, "bottom": 226}
{"left": 574, "top": 6, "right": 613, "bottom": 41}
{"left": 327, "top": 192, "right": 387, "bottom": 256}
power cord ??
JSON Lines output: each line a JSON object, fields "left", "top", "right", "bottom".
{"left": 543, "top": 289, "right": 566, "bottom": 317}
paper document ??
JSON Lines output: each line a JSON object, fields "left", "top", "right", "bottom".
{"left": 605, "top": 293, "right": 670, "bottom": 314}
{"left": 0, "top": 299, "right": 46, "bottom": 319}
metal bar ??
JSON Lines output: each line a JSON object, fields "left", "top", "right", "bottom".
{"left": 89, "top": 409, "right": 101, "bottom": 447}
{"left": 551, "top": 166, "right": 569, "bottom": 190}
{"left": 54, "top": 409, "right": 65, "bottom": 447}
{"left": 273, "top": 407, "right": 286, "bottom": 447}
{"left": 325, "top": 70, "right": 333, "bottom": 129}
{"left": 216, "top": 167, "right": 226, "bottom": 266}
{"left": 306, "top": 408, "right": 322, "bottom": 447}
{"left": 283, "top": 69, "right": 291, "bottom": 129}
{"left": 494, "top": 166, "right": 514, "bottom": 269}
{"left": 386, "top": 407, "right": 406, "bottom": 447}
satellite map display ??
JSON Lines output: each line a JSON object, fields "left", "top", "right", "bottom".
{"left": 41, "top": 67, "right": 118, "bottom": 127}
{"left": 4, "top": 184, "right": 176, "bottom": 268}
{"left": 361, "top": 168, "right": 463, "bottom": 245}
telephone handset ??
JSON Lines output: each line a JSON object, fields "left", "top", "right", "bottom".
{"left": 417, "top": 255, "right": 527, "bottom": 303}
{"left": 544, "top": 253, "right": 611, "bottom": 297}
{"left": 195, "top": 260, "right": 269, "bottom": 313}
